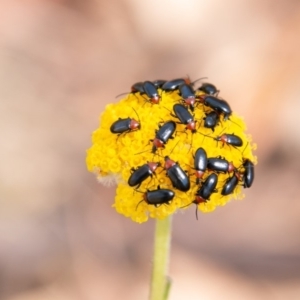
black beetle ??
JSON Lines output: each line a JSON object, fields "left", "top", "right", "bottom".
{"left": 162, "top": 77, "right": 191, "bottom": 92}
{"left": 172, "top": 104, "right": 197, "bottom": 133}
{"left": 136, "top": 187, "right": 175, "bottom": 209}
{"left": 192, "top": 173, "right": 218, "bottom": 219}
{"left": 243, "top": 159, "right": 254, "bottom": 188}
{"left": 178, "top": 83, "right": 196, "bottom": 111}
{"left": 216, "top": 133, "right": 243, "bottom": 148}
{"left": 128, "top": 162, "right": 160, "bottom": 188}
{"left": 194, "top": 148, "right": 207, "bottom": 184}
{"left": 115, "top": 82, "right": 145, "bottom": 98}
{"left": 197, "top": 83, "right": 219, "bottom": 96}
{"left": 207, "top": 157, "right": 235, "bottom": 174}
{"left": 110, "top": 107, "right": 141, "bottom": 135}
{"left": 143, "top": 81, "right": 161, "bottom": 104}
{"left": 203, "top": 111, "right": 220, "bottom": 131}
{"left": 200, "top": 130, "right": 243, "bottom": 148}
{"left": 164, "top": 156, "right": 190, "bottom": 192}
{"left": 152, "top": 80, "right": 167, "bottom": 88}
{"left": 131, "top": 81, "right": 145, "bottom": 94}
{"left": 194, "top": 173, "right": 218, "bottom": 203}
{"left": 221, "top": 175, "right": 239, "bottom": 195}
{"left": 151, "top": 121, "right": 176, "bottom": 153}
{"left": 197, "top": 95, "right": 232, "bottom": 120}
{"left": 110, "top": 118, "right": 140, "bottom": 135}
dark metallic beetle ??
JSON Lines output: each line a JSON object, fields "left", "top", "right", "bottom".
{"left": 151, "top": 121, "right": 176, "bottom": 153}
{"left": 197, "top": 95, "right": 232, "bottom": 120}
{"left": 200, "top": 129, "right": 243, "bottom": 148}
{"left": 215, "top": 133, "right": 243, "bottom": 148}
{"left": 172, "top": 104, "right": 196, "bottom": 133}
{"left": 203, "top": 111, "right": 220, "bottom": 131}
{"left": 194, "top": 173, "right": 218, "bottom": 203}
{"left": 143, "top": 81, "right": 161, "bottom": 104}
{"left": 128, "top": 162, "right": 160, "bottom": 188}
{"left": 243, "top": 159, "right": 254, "bottom": 188}
{"left": 131, "top": 81, "right": 145, "bottom": 94}
{"left": 194, "top": 148, "right": 207, "bottom": 184}
{"left": 116, "top": 81, "right": 145, "bottom": 98}
{"left": 192, "top": 173, "right": 218, "bottom": 219}
{"left": 164, "top": 156, "right": 190, "bottom": 192}
{"left": 221, "top": 175, "right": 239, "bottom": 195}
{"left": 136, "top": 187, "right": 175, "bottom": 209}
{"left": 197, "top": 83, "right": 219, "bottom": 96}
{"left": 207, "top": 157, "right": 235, "bottom": 174}
{"left": 178, "top": 83, "right": 196, "bottom": 111}
{"left": 152, "top": 80, "right": 167, "bottom": 88}
{"left": 110, "top": 117, "right": 140, "bottom": 135}
{"left": 110, "top": 107, "right": 140, "bottom": 135}
{"left": 162, "top": 77, "right": 191, "bottom": 92}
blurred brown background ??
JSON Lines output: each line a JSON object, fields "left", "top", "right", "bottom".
{"left": 1, "top": 0, "right": 300, "bottom": 299}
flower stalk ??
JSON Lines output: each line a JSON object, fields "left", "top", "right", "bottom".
{"left": 150, "top": 216, "right": 172, "bottom": 300}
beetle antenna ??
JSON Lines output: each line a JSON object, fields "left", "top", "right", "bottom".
{"left": 241, "top": 141, "right": 249, "bottom": 156}
{"left": 162, "top": 106, "right": 173, "bottom": 114}
{"left": 180, "top": 201, "right": 193, "bottom": 209}
{"left": 115, "top": 91, "right": 129, "bottom": 98}
{"left": 197, "top": 131, "right": 214, "bottom": 140}
{"left": 134, "top": 189, "right": 144, "bottom": 194}
{"left": 135, "top": 199, "right": 144, "bottom": 211}
{"left": 167, "top": 140, "right": 181, "bottom": 156}
{"left": 216, "top": 126, "right": 226, "bottom": 136}
{"left": 134, "top": 148, "right": 151, "bottom": 155}
{"left": 191, "top": 76, "right": 208, "bottom": 86}
{"left": 227, "top": 117, "right": 242, "bottom": 129}
{"left": 189, "top": 130, "right": 195, "bottom": 153}
{"left": 132, "top": 107, "right": 141, "bottom": 125}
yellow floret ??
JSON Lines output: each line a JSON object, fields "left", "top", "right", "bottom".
{"left": 86, "top": 87, "right": 257, "bottom": 223}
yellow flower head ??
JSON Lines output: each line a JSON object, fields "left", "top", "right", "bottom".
{"left": 86, "top": 79, "right": 257, "bottom": 223}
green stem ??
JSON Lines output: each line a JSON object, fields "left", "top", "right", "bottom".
{"left": 149, "top": 216, "right": 172, "bottom": 300}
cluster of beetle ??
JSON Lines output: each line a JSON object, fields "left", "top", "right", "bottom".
{"left": 110, "top": 77, "right": 255, "bottom": 218}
